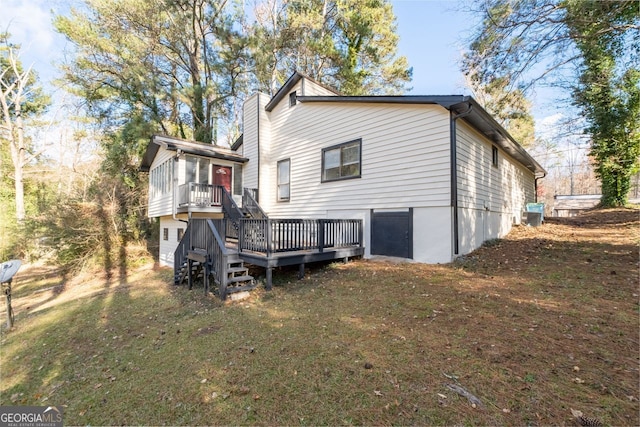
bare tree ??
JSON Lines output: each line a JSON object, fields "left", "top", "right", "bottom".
{"left": 0, "top": 35, "right": 49, "bottom": 221}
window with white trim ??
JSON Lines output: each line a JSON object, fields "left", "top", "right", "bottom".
{"left": 277, "top": 159, "right": 290, "bottom": 201}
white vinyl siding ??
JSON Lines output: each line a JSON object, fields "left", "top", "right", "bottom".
{"left": 261, "top": 100, "right": 451, "bottom": 217}
{"left": 456, "top": 120, "right": 535, "bottom": 214}
{"left": 256, "top": 93, "right": 272, "bottom": 203}
{"left": 158, "top": 216, "right": 185, "bottom": 267}
{"left": 242, "top": 94, "right": 260, "bottom": 190}
{"left": 303, "top": 80, "right": 339, "bottom": 97}
{"left": 455, "top": 120, "right": 536, "bottom": 254}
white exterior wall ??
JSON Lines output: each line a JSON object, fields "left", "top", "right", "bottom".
{"left": 302, "top": 79, "right": 338, "bottom": 96}
{"left": 241, "top": 94, "right": 260, "bottom": 190}
{"left": 455, "top": 120, "right": 536, "bottom": 255}
{"left": 257, "top": 93, "right": 272, "bottom": 204}
{"left": 413, "top": 207, "right": 453, "bottom": 263}
{"left": 255, "top": 77, "right": 454, "bottom": 263}
{"left": 148, "top": 147, "right": 176, "bottom": 218}
{"left": 158, "top": 216, "right": 187, "bottom": 267}
{"left": 261, "top": 100, "right": 451, "bottom": 216}
{"left": 233, "top": 76, "right": 540, "bottom": 264}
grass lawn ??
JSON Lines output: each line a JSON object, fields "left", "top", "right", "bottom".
{"left": 1, "top": 208, "right": 638, "bottom": 426}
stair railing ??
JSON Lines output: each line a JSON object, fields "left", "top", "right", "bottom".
{"left": 192, "top": 218, "right": 231, "bottom": 299}
{"left": 174, "top": 221, "right": 191, "bottom": 283}
{"left": 221, "top": 187, "right": 244, "bottom": 239}
{"left": 242, "top": 188, "right": 268, "bottom": 219}
{"left": 206, "top": 219, "right": 230, "bottom": 299}
{"left": 174, "top": 218, "right": 230, "bottom": 299}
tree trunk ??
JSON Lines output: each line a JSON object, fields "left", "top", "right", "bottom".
{"left": 13, "top": 101, "right": 26, "bottom": 222}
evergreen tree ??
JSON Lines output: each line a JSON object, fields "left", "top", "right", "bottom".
{"left": 55, "top": 0, "right": 248, "bottom": 145}
{"left": 249, "top": 0, "right": 412, "bottom": 95}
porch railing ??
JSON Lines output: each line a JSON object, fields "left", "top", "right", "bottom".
{"left": 239, "top": 218, "right": 362, "bottom": 256}
{"left": 178, "top": 183, "right": 223, "bottom": 207}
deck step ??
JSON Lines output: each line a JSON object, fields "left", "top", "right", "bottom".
{"left": 187, "top": 248, "right": 208, "bottom": 263}
{"left": 175, "top": 248, "right": 256, "bottom": 300}
{"left": 227, "top": 275, "right": 254, "bottom": 285}
{"left": 226, "top": 283, "right": 258, "bottom": 294}
{"left": 227, "top": 266, "right": 249, "bottom": 277}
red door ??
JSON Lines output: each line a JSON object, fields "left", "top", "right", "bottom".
{"left": 213, "top": 165, "right": 232, "bottom": 193}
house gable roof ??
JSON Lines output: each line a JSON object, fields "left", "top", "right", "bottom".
{"left": 140, "top": 134, "right": 248, "bottom": 172}
{"left": 264, "top": 71, "right": 341, "bottom": 112}
{"left": 296, "top": 94, "right": 546, "bottom": 177}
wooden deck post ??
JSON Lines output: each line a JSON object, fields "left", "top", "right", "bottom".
{"left": 187, "top": 259, "right": 194, "bottom": 290}
{"left": 266, "top": 219, "right": 273, "bottom": 256}
{"left": 203, "top": 262, "right": 209, "bottom": 295}
{"left": 298, "top": 263, "right": 305, "bottom": 280}
{"left": 318, "top": 219, "right": 325, "bottom": 253}
{"left": 266, "top": 267, "right": 273, "bottom": 291}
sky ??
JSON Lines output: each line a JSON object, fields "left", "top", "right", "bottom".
{"left": 1, "top": 0, "right": 476, "bottom": 95}
{"left": 0, "top": 0, "right": 560, "bottom": 133}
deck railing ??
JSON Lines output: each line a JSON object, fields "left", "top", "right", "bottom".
{"left": 178, "top": 183, "right": 223, "bottom": 207}
{"left": 239, "top": 218, "right": 362, "bottom": 256}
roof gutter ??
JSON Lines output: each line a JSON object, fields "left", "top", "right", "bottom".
{"left": 450, "top": 101, "right": 473, "bottom": 257}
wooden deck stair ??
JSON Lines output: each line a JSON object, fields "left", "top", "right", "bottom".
{"left": 175, "top": 248, "right": 256, "bottom": 298}
{"left": 225, "top": 253, "right": 257, "bottom": 293}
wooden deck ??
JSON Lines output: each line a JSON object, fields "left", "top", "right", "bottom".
{"left": 176, "top": 218, "right": 364, "bottom": 297}
{"left": 227, "top": 218, "right": 365, "bottom": 289}
{"left": 235, "top": 245, "right": 364, "bottom": 289}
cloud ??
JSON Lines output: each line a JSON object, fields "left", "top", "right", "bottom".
{"left": 0, "top": 0, "right": 57, "bottom": 54}
{"left": 0, "top": 0, "right": 69, "bottom": 84}
{"left": 535, "top": 113, "right": 564, "bottom": 140}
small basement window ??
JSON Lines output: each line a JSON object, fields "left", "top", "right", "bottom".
{"left": 492, "top": 145, "right": 499, "bottom": 167}
{"left": 177, "top": 228, "right": 184, "bottom": 242}
{"left": 289, "top": 91, "right": 297, "bottom": 107}
{"left": 163, "top": 228, "right": 169, "bottom": 241}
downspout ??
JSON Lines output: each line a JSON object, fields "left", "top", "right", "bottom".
{"left": 256, "top": 94, "right": 261, "bottom": 203}
{"left": 450, "top": 103, "right": 473, "bottom": 257}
